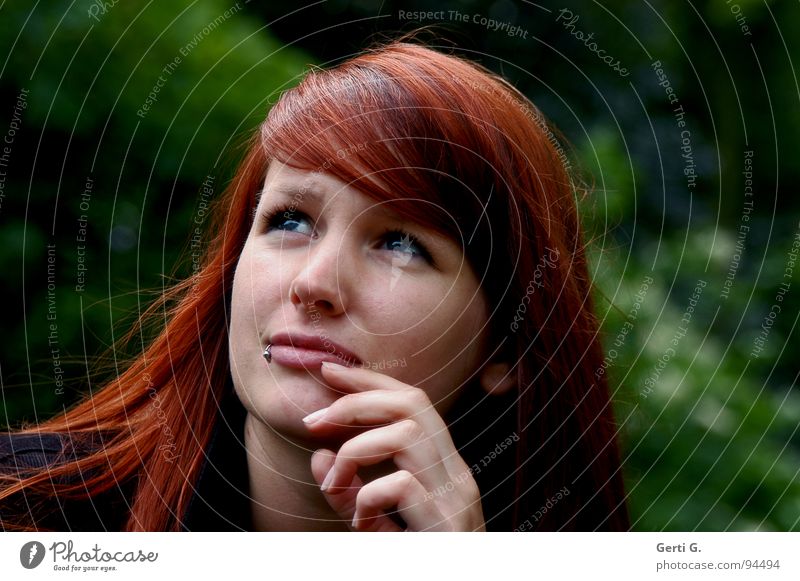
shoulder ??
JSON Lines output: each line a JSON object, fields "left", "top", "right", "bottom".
{"left": 0, "top": 431, "right": 133, "bottom": 531}
{"left": 0, "top": 432, "right": 67, "bottom": 473}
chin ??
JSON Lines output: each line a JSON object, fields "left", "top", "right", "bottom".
{"left": 252, "top": 377, "right": 332, "bottom": 417}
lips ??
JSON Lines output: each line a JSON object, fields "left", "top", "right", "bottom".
{"left": 267, "top": 331, "right": 361, "bottom": 369}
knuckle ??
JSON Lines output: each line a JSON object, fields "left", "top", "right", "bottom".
{"left": 327, "top": 394, "right": 354, "bottom": 417}
{"left": 394, "top": 469, "right": 416, "bottom": 490}
{"left": 394, "top": 469, "right": 414, "bottom": 481}
{"left": 355, "top": 483, "right": 375, "bottom": 507}
{"left": 396, "top": 419, "right": 425, "bottom": 443}
{"left": 462, "top": 476, "right": 481, "bottom": 501}
{"left": 335, "top": 440, "right": 357, "bottom": 464}
{"left": 405, "top": 387, "right": 432, "bottom": 409}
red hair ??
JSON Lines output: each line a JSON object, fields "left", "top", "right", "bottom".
{"left": 1, "top": 40, "right": 628, "bottom": 531}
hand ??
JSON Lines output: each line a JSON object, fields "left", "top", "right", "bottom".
{"left": 305, "top": 362, "right": 486, "bottom": 532}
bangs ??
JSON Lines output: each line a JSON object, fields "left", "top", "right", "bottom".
{"left": 259, "top": 47, "right": 509, "bottom": 252}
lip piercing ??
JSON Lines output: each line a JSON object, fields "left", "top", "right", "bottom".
{"left": 263, "top": 344, "right": 272, "bottom": 364}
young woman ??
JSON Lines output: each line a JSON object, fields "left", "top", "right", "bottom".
{"left": 0, "top": 40, "right": 629, "bottom": 531}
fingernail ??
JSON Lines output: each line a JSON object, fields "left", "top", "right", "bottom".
{"left": 320, "top": 465, "right": 335, "bottom": 492}
{"left": 321, "top": 361, "right": 346, "bottom": 370}
{"left": 302, "top": 407, "right": 329, "bottom": 425}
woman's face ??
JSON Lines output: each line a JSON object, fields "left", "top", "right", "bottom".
{"left": 228, "top": 160, "right": 491, "bottom": 441}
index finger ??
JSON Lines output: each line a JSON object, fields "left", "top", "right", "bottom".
{"left": 318, "top": 362, "right": 471, "bottom": 477}
{"left": 320, "top": 361, "right": 414, "bottom": 393}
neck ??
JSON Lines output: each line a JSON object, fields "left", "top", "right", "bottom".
{"left": 244, "top": 413, "right": 349, "bottom": 532}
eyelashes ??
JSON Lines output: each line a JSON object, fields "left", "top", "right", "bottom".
{"left": 260, "top": 203, "right": 435, "bottom": 265}
{"left": 381, "top": 229, "right": 435, "bottom": 263}
{"left": 263, "top": 204, "right": 315, "bottom": 237}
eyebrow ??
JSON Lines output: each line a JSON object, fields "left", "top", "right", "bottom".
{"left": 266, "top": 180, "right": 451, "bottom": 247}
{"left": 268, "top": 182, "right": 401, "bottom": 221}
{"left": 268, "top": 183, "right": 327, "bottom": 206}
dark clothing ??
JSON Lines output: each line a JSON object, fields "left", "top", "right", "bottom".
{"left": 0, "top": 391, "right": 252, "bottom": 531}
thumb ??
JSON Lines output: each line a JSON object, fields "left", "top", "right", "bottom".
{"left": 310, "top": 449, "right": 403, "bottom": 532}
{"left": 311, "top": 448, "right": 360, "bottom": 529}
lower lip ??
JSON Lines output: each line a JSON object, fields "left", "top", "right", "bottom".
{"left": 268, "top": 345, "right": 359, "bottom": 370}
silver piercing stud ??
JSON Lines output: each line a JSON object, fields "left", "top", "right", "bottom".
{"left": 263, "top": 344, "right": 272, "bottom": 363}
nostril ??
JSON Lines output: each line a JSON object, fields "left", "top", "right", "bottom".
{"left": 308, "top": 298, "right": 334, "bottom": 313}
{"left": 288, "top": 272, "right": 346, "bottom": 316}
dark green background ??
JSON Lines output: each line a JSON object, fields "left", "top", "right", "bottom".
{"left": 1, "top": 0, "right": 798, "bottom": 530}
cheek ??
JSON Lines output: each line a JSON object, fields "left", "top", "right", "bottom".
{"left": 230, "top": 246, "right": 256, "bottom": 335}
{"left": 414, "top": 292, "right": 487, "bottom": 363}
{"left": 359, "top": 274, "right": 455, "bottom": 335}
{"left": 365, "top": 274, "right": 487, "bottom": 382}
{"left": 230, "top": 242, "right": 285, "bottom": 333}
{"left": 421, "top": 297, "right": 488, "bottom": 407}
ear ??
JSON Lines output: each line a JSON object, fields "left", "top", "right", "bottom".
{"left": 478, "top": 362, "right": 516, "bottom": 396}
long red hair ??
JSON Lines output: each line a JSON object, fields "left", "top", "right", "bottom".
{"left": 1, "top": 40, "right": 628, "bottom": 531}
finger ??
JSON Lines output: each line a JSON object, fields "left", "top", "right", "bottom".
{"left": 305, "top": 389, "right": 432, "bottom": 427}
{"left": 325, "top": 419, "right": 450, "bottom": 494}
{"left": 320, "top": 361, "right": 415, "bottom": 393}
{"left": 311, "top": 449, "right": 397, "bottom": 532}
{"left": 306, "top": 387, "right": 472, "bottom": 477}
{"left": 310, "top": 448, "right": 358, "bottom": 526}
{"left": 353, "top": 470, "right": 451, "bottom": 532}
{"left": 310, "top": 448, "right": 337, "bottom": 485}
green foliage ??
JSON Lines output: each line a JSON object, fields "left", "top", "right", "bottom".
{"left": 2, "top": 0, "right": 798, "bottom": 532}
{"left": 0, "top": 1, "right": 311, "bottom": 425}
{"left": 581, "top": 124, "right": 800, "bottom": 530}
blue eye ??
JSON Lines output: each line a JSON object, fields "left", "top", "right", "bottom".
{"left": 265, "top": 208, "right": 314, "bottom": 237}
{"left": 261, "top": 206, "right": 434, "bottom": 265}
{"left": 382, "top": 230, "right": 432, "bottom": 262}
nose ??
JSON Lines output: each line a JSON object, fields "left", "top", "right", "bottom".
{"left": 289, "top": 234, "right": 352, "bottom": 316}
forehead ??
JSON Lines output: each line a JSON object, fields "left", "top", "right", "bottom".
{"left": 258, "top": 161, "right": 467, "bottom": 264}
{"left": 262, "top": 160, "right": 337, "bottom": 196}
{"left": 258, "top": 159, "right": 471, "bottom": 255}
{"left": 261, "top": 161, "right": 406, "bottom": 221}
